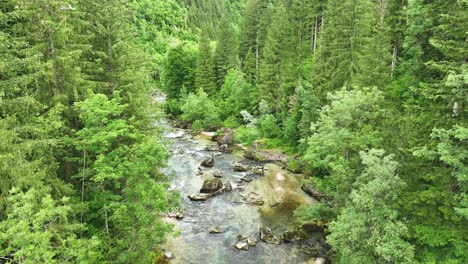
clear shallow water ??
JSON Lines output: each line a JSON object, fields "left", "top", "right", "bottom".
{"left": 161, "top": 127, "right": 314, "bottom": 264}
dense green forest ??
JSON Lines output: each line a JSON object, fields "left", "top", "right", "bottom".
{"left": 0, "top": 0, "right": 466, "bottom": 263}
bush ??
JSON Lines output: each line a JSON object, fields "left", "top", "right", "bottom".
{"left": 181, "top": 89, "right": 221, "bottom": 130}
{"left": 258, "top": 114, "right": 280, "bottom": 138}
{"left": 191, "top": 120, "right": 203, "bottom": 133}
{"left": 235, "top": 126, "right": 260, "bottom": 146}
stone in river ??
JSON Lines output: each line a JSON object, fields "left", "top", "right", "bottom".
{"left": 213, "top": 170, "right": 223, "bottom": 178}
{"left": 209, "top": 226, "right": 223, "bottom": 233}
{"left": 201, "top": 157, "right": 214, "bottom": 167}
{"left": 200, "top": 178, "right": 224, "bottom": 193}
{"left": 187, "top": 193, "right": 212, "bottom": 201}
{"left": 235, "top": 241, "right": 249, "bottom": 251}
{"left": 233, "top": 163, "right": 249, "bottom": 172}
{"left": 259, "top": 227, "right": 281, "bottom": 245}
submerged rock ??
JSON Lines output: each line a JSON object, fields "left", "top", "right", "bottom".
{"left": 281, "top": 230, "right": 302, "bottom": 243}
{"left": 259, "top": 227, "right": 281, "bottom": 245}
{"left": 188, "top": 193, "right": 212, "bottom": 201}
{"left": 200, "top": 178, "right": 224, "bottom": 193}
{"left": 201, "top": 157, "right": 214, "bottom": 167}
{"left": 248, "top": 197, "right": 264, "bottom": 206}
{"left": 233, "top": 163, "right": 249, "bottom": 172}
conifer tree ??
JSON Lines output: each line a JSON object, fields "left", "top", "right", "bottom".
{"left": 214, "top": 16, "right": 238, "bottom": 88}
{"left": 313, "top": 0, "right": 376, "bottom": 99}
{"left": 194, "top": 30, "right": 217, "bottom": 95}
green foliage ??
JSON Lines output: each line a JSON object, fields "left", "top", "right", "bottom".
{"left": 328, "top": 149, "right": 414, "bottom": 264}
{"left": 257, "top": 114, "right": 280, "bottom": 138}
{"left": 294, "top": 202, "right": 336, "bottom": 226}
{"left": 218, "top": 69, "right": 253, "bottom": 119}
{"left": 194, "top": 31, "right": 217, "bottom": 96}
{"left": 304, "top": 87, "right": 385, "bottom": 206}
{"left": 234, "top": 126, "right": 260, "bottom": 146}
{"left": 181, "top": 89, "right": 222, "bottom": 130}
{"left": 0, "top": 188, "right": 101, "bottom": 263}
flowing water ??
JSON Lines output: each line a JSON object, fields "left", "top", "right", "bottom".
{"left": 161, "top": 125, "right": 316, "bottom": 264}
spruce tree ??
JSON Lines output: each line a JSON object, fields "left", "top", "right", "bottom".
{"left": 194, "top": 30, "right": 217, "bottom": 96}
{"left": 214, "top": 16, "right": 238, "bottom": 88}
{"left": 313, "top": 0, "right": 376, "bottom": 99}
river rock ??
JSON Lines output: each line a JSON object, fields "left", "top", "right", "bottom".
{"left": 209, "top": 226, "right": 222, "bottom": 233}
{"left": 233, "top": 163, "right": 249, "bottom": 172}
{"left": 251, "top": 166, "right": 264, "bottom": 175}
{"left": 235, "top": 241, "right": 249, "bottom": 251}
{"left": 164, "top": 252, "right": 173, "bottom": 259}
{"left": 247, "top": 236, "right": 257, "bottom": 247}
{"left": 281, "top": 230, "right": 302, "bottom": 243}
{"left": 200, "top": 178, "right": 224, "bottom": 193}
{"left": 240, "top": 176, "right": 253, "bottom": 183}
{"left": 224, "top": 181, "right": 232, "bottom": 192}
{"left": 219, "top": 144, "right": 231, "bottom": 153}
{"left": 259, "top": 227, "right": 281, "bottom": 245}
{"left": 201, "top": 157, "right": 214, "bottom": 167}
{"left": 200, "top": 131, "right": 215, "bottom": 140}
{"left": 213, "top": 170, "right": 223, "bottom": 178}
{"left": 301, "top": 184, "right": 323, "bottom": 201}
{"left": 248, "top": 197, "right": 264, "bottom": 206}
{"left": 244, "top": 149, "right": 288, "bottom": 163}
{"left": 188, "top": 193, "right": 212, "bottom": 201}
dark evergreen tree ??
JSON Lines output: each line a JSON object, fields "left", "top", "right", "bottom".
{"left": 194, "top": 30, "right": 217, "bottom": 95}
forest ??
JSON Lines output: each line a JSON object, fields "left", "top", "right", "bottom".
{"left": 0, "top": 0, "right": 466, "bottom": 263}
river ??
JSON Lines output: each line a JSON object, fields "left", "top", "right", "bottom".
{"left": 160, "top": 124, "right": 319, "bottom": 264}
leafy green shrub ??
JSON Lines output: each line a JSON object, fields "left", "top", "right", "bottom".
{"left": 223, "top": 116, "right": 241, "bottom": 128}
{"left": 191, "top": 120, "right": 203, "bottom": 133}
{"left": 258, "top": 114, "right": 280, "bottom": 138}
{"left": 235, "top": 126, "right": 260, "bottom": 146}
{"left": 180, "top": 89, "right": 221, "bottom": 130}
{"left": 294, "top": 202, "right": 336, "bottom": 226}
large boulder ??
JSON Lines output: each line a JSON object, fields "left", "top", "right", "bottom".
{"left": 200, "top": 178, "right": 224, "bottom": 193}
{"left": 213, "top": 128, "right": 235, "bottom": 146}
{"left": 259, "top": 227, "right": 281, "bottom": 245}
{"left": 201, "top": 157, "right": 214, "bottom": 167}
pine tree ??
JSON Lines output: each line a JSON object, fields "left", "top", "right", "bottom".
{"left": 257, "top": 4, "right": 294, "bottom": 119}
{"left": 194, "top": 31, "right": 217, "bottom": 95}
{"left": 313, "top": 0, "right": 377, "bottom": 99}
{"left": 214, "top": 16, "right": 238, "bottom": 88}
{"left": 238, "top": 0, "right": 270, "bottom": 83}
